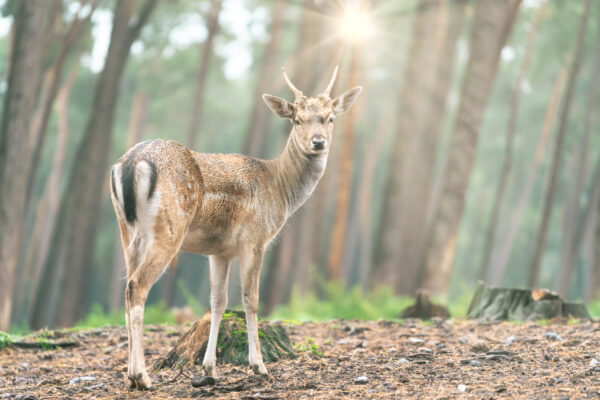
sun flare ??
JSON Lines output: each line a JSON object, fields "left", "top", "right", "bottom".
{"left": 337, "top": 3, "right": 375, "bottom": 44}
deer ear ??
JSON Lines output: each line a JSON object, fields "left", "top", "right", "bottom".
{"left": 263, "top": 94, "right": 295, "bottom": 119}
{"left": 332, "top": 86, "right": 362, "bottom": 115}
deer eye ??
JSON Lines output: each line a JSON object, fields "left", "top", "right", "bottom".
{"left": 293, "top": 119, "right": 300, "bottom": 125}
{"left": 329, "top": 117, "right": 335, "bottom": 123}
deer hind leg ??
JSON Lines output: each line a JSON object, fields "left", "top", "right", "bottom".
{"left": 240, "top": 245, "right": 268, "bottom": 375}
{"left": 124, "top": 241, "right": 177, "bottom": 390}
{"left": 202, "top": 254, "right": 232, "bottom": 377}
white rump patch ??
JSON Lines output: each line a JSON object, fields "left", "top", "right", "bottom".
{"left": 112, "top": 163, "right": 126, "bottom": 221}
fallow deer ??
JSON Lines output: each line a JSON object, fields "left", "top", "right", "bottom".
{"left": 109, "top": 66, "right": 361, "bottom": 389}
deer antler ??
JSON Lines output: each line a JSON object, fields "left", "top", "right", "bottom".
{"left": 322, "top": 65, "right": 338, "bottom": 97}
{"left": 282, "top": 67, "right": 303, "bottom": 98}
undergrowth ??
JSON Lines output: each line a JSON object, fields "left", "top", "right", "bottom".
{"left": 267, "top": 281, "right": 414, "bottom": 321}
{"left": 73, "top": 301, "right": 176, "bottom": 329}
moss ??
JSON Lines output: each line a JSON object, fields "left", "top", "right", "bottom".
{"left": 155, "top": 309, "right": 296, "bottom": 370}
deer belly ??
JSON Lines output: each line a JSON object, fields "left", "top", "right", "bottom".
{"left": 179, "top": 228, "right": 233, "bottom": 255}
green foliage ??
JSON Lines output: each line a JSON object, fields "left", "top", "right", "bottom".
{"left": 586, "top": 299, "right": 600, "bottom": 318}
{"left": 0, "top": 332, "right": 21, "bottom": 349}
{"left": 295, "top": 337, "right": 324, "bottom": 357}
{"left": 268, "top": 282, "right": 413, "bottom": 321}
{"left": 74, "top": 302, "right": 176, "bottom": 329}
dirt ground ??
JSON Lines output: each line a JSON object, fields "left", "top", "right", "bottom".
{"left": 2, "top": 318, "right": 600, "bottom": 399}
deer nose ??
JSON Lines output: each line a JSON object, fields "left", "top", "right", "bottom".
{"left": 311, "top": 134, "right": 326, "bottom": 150}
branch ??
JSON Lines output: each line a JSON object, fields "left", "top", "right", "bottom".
{"left": 126, "top": 0, "right": 158, "bottom": 49}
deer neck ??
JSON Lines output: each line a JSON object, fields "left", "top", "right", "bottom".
{"left": 272, "top": 131, "right": 327, "bottom": 217}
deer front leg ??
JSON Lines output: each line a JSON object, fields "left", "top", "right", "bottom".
{"left": 202, "top": 255, "right": 231, "bottom": 377}
{"left": 240, "top": 245, "right": 268, "bottom": 375}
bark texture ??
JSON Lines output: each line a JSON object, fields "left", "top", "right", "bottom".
{"left": 0, "top": 0, "right": 47, "bottom": 330}
{"left": 186, "top": 0, "right": 222, "bottom": 149}
{"left": 555, "top": 13, "right": 600, "bottom": 296}
{"left": 375, "top": 0, "right": 441, "bottom": 292}
{"left": 18, "top": 63, "right": 80, "bottom": 323}
{"left": 30, "top": 0, "right": 157, "bottom": 329}
{"left": 467, "top": 282, "right": 590, "bottom": 321}
{"left": 490, "top": 63, "right": 568, "bottom": 284}
{"left": 243, "top": 0, "right": 286, "bottom": 158}
{"left": 528, "top": 0, "right": 591, "bottom": 288}
{"left": 328, "top": 48, "right": 361, "bottom": 280}
{"left": 421, "top": 0, "right": 521, "bottom": 296}
{"left": 479, "top": 3, "right": 546, "bottom": 282}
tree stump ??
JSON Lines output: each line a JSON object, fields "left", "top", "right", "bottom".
{"left": 467, "top": 281, "right": 591, "bottom": 321}
{"left": 400, "top": 290, "right": 450, "bottom": 320}
{"left": 400, "top": 289, "right": 450, "bottom": 320}
{"left": 153, "top": 310, "right": 296, "bottom": 371}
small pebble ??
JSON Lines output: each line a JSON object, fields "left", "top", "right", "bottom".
{"left": 470, "top": 360, "right": 482, "bottom": 367}
{"left": 191, "top": 376, "right": 216, "bottom": 388}
{"left": 590, "top": 358, "right": 599, "bottom": 367}
{"left": 457, "top": 384, "right": 467, "bottom": 392}
{"left": 354, "top": 376, "right": 369, "bottom": 384}
{"left": 504, "top": 336, "right": 516, "bottom": 346}
{"left": 358, "top": 341, "right": 368, "bottom": 348}
{"left": 396, "top": 358, "right": 409, "bottom": 365}
{"left": 408, "top": 338, "right": 424, "bottom": 345}
{"left": 417, "top": 347, "right": 433, "bottom": 354}
{"left": 470, "top": 340, "right": 489, "bottom": 353}
{"left": 458, "top": 337, "right": 468, "bottom": 344}
{"left": 544, "top": 332, "right": 563, "bottom": 341}
{"left": 21, "top": 362, "right": 29, "bottom": 369}
{"left": 69, "top": 376, "right": 96, "bottom": 385}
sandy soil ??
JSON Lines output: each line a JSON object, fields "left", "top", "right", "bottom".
{"left": 2, "top": 318, "right": 600, "bottom": 399}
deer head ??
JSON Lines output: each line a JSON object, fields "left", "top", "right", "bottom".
{"left": 263, "top": 66, "right": 362, "bottom": 155}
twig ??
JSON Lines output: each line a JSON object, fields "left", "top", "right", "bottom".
{"left": 12, "top": 341, "right": 78, "bottom": 349}
{"left": 168, "top": 367, "right": 191, "bottom": 383}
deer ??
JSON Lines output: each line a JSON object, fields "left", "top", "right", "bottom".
{"left": 109, "top": 66, "right": 361, "bottom": 389}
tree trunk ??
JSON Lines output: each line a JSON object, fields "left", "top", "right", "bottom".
{"left": 25, "top": 2, "right": 96, "bottom": 204}
{"left": 243, "top": 0, "right": 286, "bottom": 158}
{"left": 479, "top": 3, "right": 546, "bottom": 282}
{"left": 163, "top": 2, "right": 222, "bottom": 304}
{"left": 415, "top": 0, "right": 467, "bottom": 284}
{"left": 266, "top": 221, "right": 297, "bottom": 313}
{"left": 528, "top": 0, "right": 591, "bottom": 288}
{"left": 109, "top": 90, "right": 149, "bottom": 311}
{"left": 490, "top": 62, "right": 569, "bottom": 284}
{"left": 328, "top": 47, "right": 361, "bottom": 280}
{"left": 0, "top": 0, "right": 47, "bottom": 331}
{"left": 420, "top": 0, "right": 521, "bottom": 297}
{"left": 580, "top": 157, "right": 600, "bottom": 302}
{"left": 591, "top": 161, "right": 600, "bottom": 300}
{"left": 30, "top": 0, "right": 158, "bottom": 329}
{"left": 15, "top": 62, "right": 81, "bottom": 324}
{"left": 186, "top": 0, "right": 222, "bottom": 150}
{"left": 288, "top": 0, "right": 330, "bottom": 294}
{"left": 555, "top": 13, "right": 600, "bottom": 296}
{"left": 375, "top": 0, "right": 441, "bottom": 292}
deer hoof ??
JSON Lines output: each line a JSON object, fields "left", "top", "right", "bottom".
{"left": 202, "top": 363, "right": 218, "bottom": 378}
{"left": 251, "top": 363, "right": 268, "bottom": 376}
{"left": 128, "top": 371, "right": 152, "bottom": 390}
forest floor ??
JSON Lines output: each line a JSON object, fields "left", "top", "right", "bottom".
{"left": 2, "top": 318, "right": 600, "bottom": 399}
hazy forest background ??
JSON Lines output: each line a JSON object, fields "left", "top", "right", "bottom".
{"left": 1, "top": 0, "right": 600, "bottom": 332}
